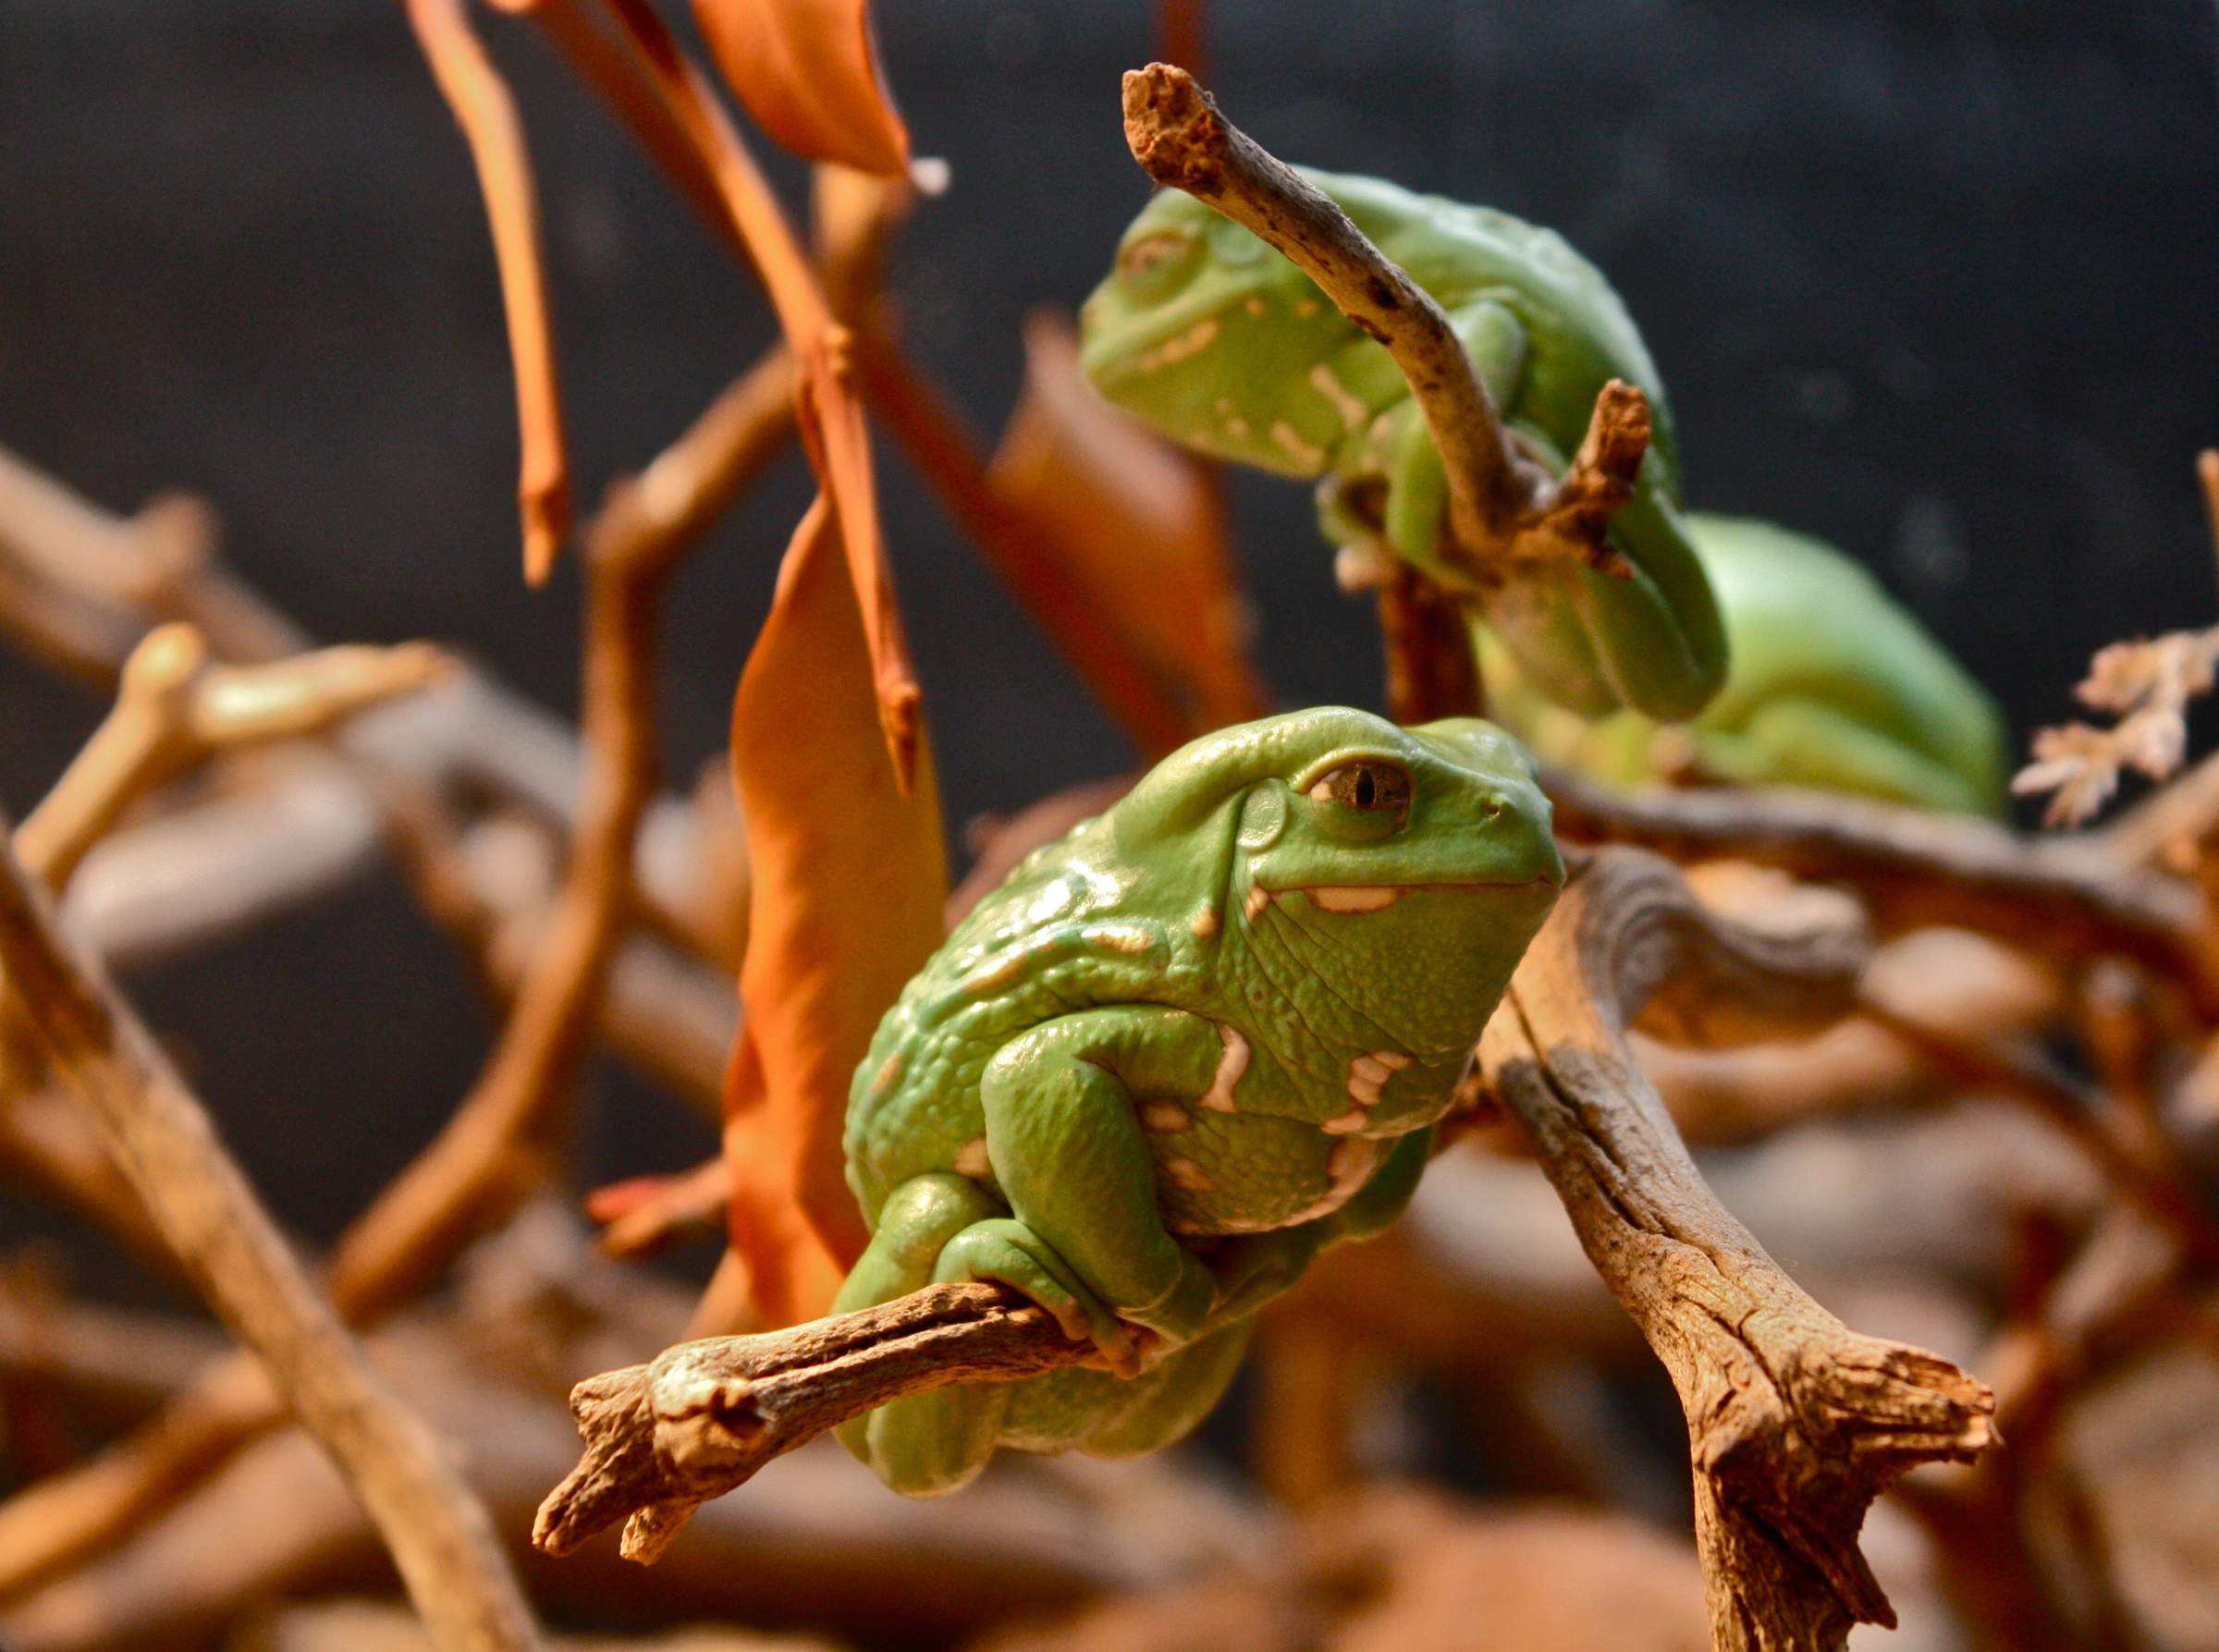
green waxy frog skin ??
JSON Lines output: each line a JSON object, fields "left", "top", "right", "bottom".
{"left": 836, "top": 707, "right": 1563, "bottom": 1495}
{"left": 1480, "top": 514, "right": 2011, "bottom": 815}
{"left": 1078, "top": 169, "right": 1726, "bottom": 725}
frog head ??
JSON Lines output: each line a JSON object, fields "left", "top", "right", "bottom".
{"left": 1118, "top": 707, "right": 1563, "bottom": 1095}
{"left": 1078, "top": 188, "right": 1355, "bottom": 476}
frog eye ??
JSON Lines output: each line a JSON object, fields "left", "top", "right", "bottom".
{"left": 1306, "top": 762, "right": 1412, "bottom": 826}
{"left": 1117, "top": 230, "right": 1199, "bottom": 292}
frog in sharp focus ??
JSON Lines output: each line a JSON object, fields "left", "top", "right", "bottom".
{"left": 836, "top": 706, "right": 1563, "bottom": 1496}
{"left": 1078, "top": 168, "right": 1726, "bottom": 725}
{"left": 1479, "top": 513, "right": 2010, "bottom": 815}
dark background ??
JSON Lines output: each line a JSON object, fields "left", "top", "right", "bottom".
{"left": 4, "top": 0, "right": 2218, "bottom": 1282}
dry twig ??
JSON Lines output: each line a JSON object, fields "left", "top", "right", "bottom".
{"left": 1476, "top": 849, "right": 1996, "bottom": 1647}
{"left": 18, "top": 623, "right": 447, "bottom": 890}
{"left": 1119, "top": 63, "right": 1647, "bottom": 581}
{"left": 0, "top": 824, "right": 543, "bottom": 1651}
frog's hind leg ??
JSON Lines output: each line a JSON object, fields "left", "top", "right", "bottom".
{"left": 831, "top": 1172, "right": 1011, "bottom": 1497}
{"left": 999, "top": 1317, "right": 1257, "bottom": 1460}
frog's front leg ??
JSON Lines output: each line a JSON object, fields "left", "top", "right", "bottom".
{"left": 978, "top": 1007, "right": 1223, "bottom": 1352}
{"left": 837, "top": 1009, "right": 1224, "bottom": 1495}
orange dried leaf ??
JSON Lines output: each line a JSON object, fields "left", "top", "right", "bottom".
{"left": 404, "top": 0, "right": 572, "bottom": 583}
{"left": 989, "top": 308, "right": 1267, "bottom": 743}
{"left": 693, "top": 0, "right": 909, "bottom": 176}
{"left": 724, "top": 496, "right": 947, "bottom": 1327}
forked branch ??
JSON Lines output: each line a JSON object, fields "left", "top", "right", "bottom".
{"left": 1478, "top": 848, "right": 1996, "bottom": 1648}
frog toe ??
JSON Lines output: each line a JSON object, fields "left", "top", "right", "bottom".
{"left": 934, "top": 1218, "right": 1140, "bottom": 1377}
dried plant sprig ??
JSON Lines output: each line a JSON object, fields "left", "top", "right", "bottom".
{"left": 2014, "top": 626, "right": 2219, "bottom": 826}
{"left": 2015, "top": 452, "right": 2219, "bottom": 828}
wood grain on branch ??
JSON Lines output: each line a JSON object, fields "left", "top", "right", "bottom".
{"left": 1477, "top": 848, "right": 1996, "bottom": 1649}
{"left": 533, "top": 1281, "right": 1081, "bottom": 1560}
{"left": 0, "top": 824, "right": 544, "bottom": 1652}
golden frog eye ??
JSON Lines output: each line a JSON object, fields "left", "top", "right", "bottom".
{"left": 1306, "top": 762, "right": 1412, "bottom": 816}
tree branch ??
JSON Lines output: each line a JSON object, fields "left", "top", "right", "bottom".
{"left": 533, "top": 1280, "right": 1079, "bottom": 1560}
{"left": 1543, "top": 765, "right": 2219, "bottom": 1014}
{"left": 1477, "top": 847, "right": 1996, "bottom": 1648}
{"left": 0, "top": 822, "right": 544, "bottom": 1651}
{"left": 1119, "top": 62, "right": 1644, "bottom": 580}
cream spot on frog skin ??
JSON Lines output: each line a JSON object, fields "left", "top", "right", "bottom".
{"left": 953, "top": 1136, "right": 992, "bottom": 1178}
{"left": 1370, "top": 410, "right": 1397, "bottom": 440}
{"left": 1269, "top": 421, "right": 1326, "bottom": 469}
{"left": 962, "top": 953, "right": 1028, "bottom": 996}
{"left": 1306, "top": 885, "right": 1402, "bottom": 914}
{"left": 1350, "top": 1054, "right": 1395, "bottom": 1087}
{"left": 1280, "top": 1136, "right": 1382, "bottom": 1223}
{"left": 1372, "top": 1050, "right": 1415, "bottom": 1071}
{"left": 1215, "top": 397, "right": 1234, "bottom": 413}
{"left": 1142, "top": 1101, "right": 1194, "bottom": 1134}
{"left": 1293, "top": 299, "right": 1320, "bottom": 318}
{"left": 1136, "top": 317, "right": 1221, "bottom": 374}
{"left": 1333, "top": 544, "right": 1391, "bottom": 593}
{"left": 1223, "top": 416, "right": 1250, "bottom": 440}
{"left": 1090, "top": 924, "right": 1155, "bottom": 954}
{"left": 1244, "top": 295, "right": 1268, "bottom": 317}
{"left": 1307, "top": 363, "right": 1368, "bottom": 432}
{"left": 1190, "top": 904, "right": 1220, "bottom": 939}
{"left": 1243, "top": 884, "right": 1272, "bottom": 923}
{"left": 1199, "top": 1023, "right": 1250, "bottom": 1113}
{"left": 1319, "top": 1106, "right": 1369, "bottom": 1135}
{"left": 1165, "top": 1156, "right": 1214, "bottom": 1192}
{"left": 868, "top": 1050, "right": 904, "bottom": 1096}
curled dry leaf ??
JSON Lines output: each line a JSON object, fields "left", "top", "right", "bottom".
{"left": 403, "top": 0, "right": 571, "bottom": 583}
{"left": 989, "top": 308, "right": 1268, "bottom": 741}
{"left": 723, "top": 498, "right": 948, "bottom": 1327}
{"left": 693, "top": 0, "right": 909, "bottom": 176}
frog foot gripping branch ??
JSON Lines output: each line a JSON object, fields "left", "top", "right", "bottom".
{"left": 1078, "top": 167, "right": 1726, "bottom": 726}
{"left": 1479, "top": 514, "right": 2012, "bottom": 816}
{"left": 834, "top": 706, "right": 1563, "bottom": 1495}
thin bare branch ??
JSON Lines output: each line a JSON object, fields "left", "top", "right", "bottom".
{"left": 1119, "top": 63, "right": 1638, "bottom": 580}
{"left": 0, "top": 822, "right": 543, "bottom": 1651}
{"left": 18, "top": 623, "right": 447, "bottom": 890}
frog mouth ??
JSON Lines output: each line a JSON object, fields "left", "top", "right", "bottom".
{"left": 1295, "top": 878, "right": 1557, "bottom": 913}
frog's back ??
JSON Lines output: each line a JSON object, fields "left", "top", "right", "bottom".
{"left": 1306, "top": 169, "right": 1680, "bottom": 485}
{"left": 1693, "top": 515, "right": 2007, "bottom": 805}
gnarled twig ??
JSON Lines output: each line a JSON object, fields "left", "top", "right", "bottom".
{"left": 1119, "top": 62, "right": 1645, "bottom": 580}
{"left": 1477, "top": 847, "right": 1996, "bottom": 1648}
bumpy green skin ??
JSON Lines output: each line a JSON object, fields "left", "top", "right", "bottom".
{"left": 837, "top": 707, "right": 1563, "bottom": 1495}
{"left": 1480, "top": 514, "right": 2010, "bottom": 815}
{"left": 1078, "top": 169, "right": 1726, "bottom": 724}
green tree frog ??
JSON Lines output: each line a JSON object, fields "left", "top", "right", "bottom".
{"left": 835, "top": 706, "right": 1563, "bottom": 1495}
{"left": 1479, "top": 514, "right": 2010, "bottom": 815}
{"left": 1078, "top": 168, "right": 1725, "bottom": 724}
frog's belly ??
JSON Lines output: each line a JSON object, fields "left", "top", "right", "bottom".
{"left": 1138, "top": 1103, "right": 1382, "bottom": 1236}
